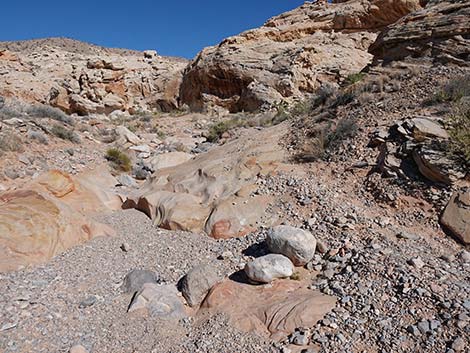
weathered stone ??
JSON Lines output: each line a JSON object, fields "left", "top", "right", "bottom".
{"left": 244, "top": 254, "right": 294, "bottom": 283}
{"left": 121, "top": 269, "right": 160, "bottom": 294}
{"left": 180, "top": 264, "right": 220, "bottom": 307}
{"left": 149, "top": 152, "right": 193, "bottom": 171}
{"left": 69, "top": 345, "right": 88, "bottom": 353}
{"left": 267, "top": 225, "right": 316, "bottom": 266}
{"left": 180, "top": 0, "right": 421, "bottom": 112}
{"left": 116, "top": 125, "right": 140, "bottom": 145}
{"left": 441, "top": 188, "right": 470, "bottom": 244}
{"left": 200, "top": 279, "right": 336, "bottom": 341}
{"left": 370, "top": 1, "right": 470, "bottom": 66}
{"left": 0, "top": 168, "right": 120, "bottom": 272}
{"left": 128, "top": 283, "right": 186, "bottom": 320}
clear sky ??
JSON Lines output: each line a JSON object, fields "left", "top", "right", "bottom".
{"left": 0, "top": 0, "right": 306, "bottom": 59}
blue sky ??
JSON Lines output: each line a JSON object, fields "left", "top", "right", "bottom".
{"left": 0, "top": 0, "right": 305, "bottom": 59}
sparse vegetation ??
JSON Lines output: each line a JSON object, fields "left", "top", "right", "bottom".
{"left": 105, "top": 148, "right": 132, "bottom": 172}
{"left": 0, "top": 132, "right": 23, "bottom": 154}
{"left": 27, "top": 104, "right": 73, "bottom": 125}
{"left": 345, "top": 72, "right": 366, "bottom": 85}
{"left": 447, "top": 99, "right": 470, "bottom": 162}
{"left": 27, "top": 130, "right": 49, "bottom": 144}
{"left": 432, "top": 74, "right": 470, "bottom": 104}
{"left": 50, "top": 124, "right": 80, "bottom": 143}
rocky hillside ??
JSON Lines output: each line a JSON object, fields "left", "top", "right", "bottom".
{"left": 0, "top": 38, "right": 188, "bottom": 115}
{"left": 179, "top": 0, "right": 422, "bottom": 112}
{"left": 0, "top": 1, "right": 469, "bottom": 353}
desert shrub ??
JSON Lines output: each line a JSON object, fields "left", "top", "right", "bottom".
{"left": 207, "top": 118, "right": 242, "bottom": 142}
{"left": 295, "top": 118, "right": 358, "bottom": 162}
{"left": 0, "top": 132, "right": 23, "bottom": 154}
{"left": 346, "top": 72, "right": 366, "bottom": 85}
{"left": 105, "top": 148, "right": 132, "bottom": 172}
{"left": 331, "top": 90, "right": 356, "bottom": 108}
{"left": 447, "top": 99, "right": 470, "bottom": 162}
{"left": 325, "top": 118, "right": 358, "bottom": 150}
{"left": 27, "top": 130, "right": 49, "bottom": 144}
{"left": 50, "top": 124, "right": 80, "bottom": 143}
{"left": 429, "top": 74, "right": 470, "bottom": 104}
{"left": 314, "top": 83, "right": 338, "bottom": 106}
{"left": 27, "top": 104, "right": 73, "bottom": 125}
{"left": 0, "top": 103, "right": 24, "bottom": 120}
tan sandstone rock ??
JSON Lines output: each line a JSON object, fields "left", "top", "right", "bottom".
{"left": 0, "top": 38, "right": 188, "bottom": 114}
{"left": 370, "top": 0, "right": 470, "bottom": 66}
{"left": 123, "top": 124, "right": 286, "bottom": 238}
{"left": 0, "top": 168, "right": 121, "bottom": 272}
{"left": 200, "top": 279, "right": 336, "bottom": 341}
{"left": 180, "top": 0, "right": 421, "bottom": 112}
{"left": 441, "top": 188, "right": 470, "bottom": 244}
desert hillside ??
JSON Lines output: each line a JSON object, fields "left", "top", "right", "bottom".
{"left": 0, "top": 1, "right": 469, "bottom": 353}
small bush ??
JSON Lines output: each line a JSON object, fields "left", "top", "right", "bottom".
{"left": 27, "top": 130, "right": 49, "bottom": 144}
{"left": 430, "top": 74, "right": 470, "bottom": 104}
{"left": 0, "top": 132, "right": 23, "bottom": 154}
{"left": 447, "top": 99, "right": 470, "bottom": 162}
{"left": 50, "top": 124, "right": 80, "bottom": 143}
{"left": 346, "top": 72, "right": 366, "bottom": 85}
{"left": 27, "top": 104, "right": 73, "bottom": 125}
{"left": 105, "top": 148, "right": 132, "bottom": 172}
{"left": 325, "top": 118, "right": 358, "bottom": 150}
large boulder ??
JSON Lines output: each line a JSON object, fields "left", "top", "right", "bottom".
{"left": 180, "top": 264, "right": 220, "bottom": 307}
{"left": 370, "top": 1, "right": 470, "bottom": 66}
{"left": 441, "top": 188, "right": 470, "bottom": 244}
{"left": 200, "top": 279, "right": 336, "bottom": 341}
{"left": 266, "top": 226, "right": 317, "bottom": 266}
{"left": 121, "top": 269, "right": 161, "bottom": 294}
{"left": 128, "top": 283, "right": 187, "bottom": 320}
{"left": 180, "top": 0, "right": 421, "bottom": 112}
{"left": 0, "top": 168, "right": 121, "bottom": 272}
{"left": 244, "top": 254, "right": 294, "bottom": 283}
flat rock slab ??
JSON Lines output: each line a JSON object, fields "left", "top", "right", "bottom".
{"left": 128, "top": 283, "right": 187, "bottom": 320}
{"left": 441, "top": 188, "right": 470, "bottom": 244}
{"left": 200, "top": 279, "right": 336, "bottom": 341}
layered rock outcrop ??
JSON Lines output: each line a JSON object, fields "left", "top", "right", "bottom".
{"left": 0, "top": 38, "right": 188, "bottom": 115}
{"left": 370, "top": 0, "right": 470, "bottom": 66}
{"left": 0, "top": 167, "right": 121, "bottom": 272}
{"left": 180, "top": 0, "right": 422, "bottom": 112}
{"left": 123, "top": 124, "right": 286, "bottom": 239}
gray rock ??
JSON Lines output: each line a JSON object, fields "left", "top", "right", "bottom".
{"left": 417, "top": 320, "right": 431, "bottom": 334}
{"left": 121, "top": 269, "right": 160, "bottom": 294}
{"left": 128, "top": 283, "right": 186, "bottom": 320}
{"left": 117, "top": 174, "right": 138, "bottom": 188}
{"left": 408, "top": 257, "right": 425, "bottom": 269}
{"left": 244, "top": 254, "right": 294, "bottom": 283}
{"left": 180, "top": 264, "right": 220, "bottom": 307}
{"left": 267, "top": 225, "right": 316, "bottom": 266}
{"left": 78, "top": 296, "right": 96, "bottom": 308}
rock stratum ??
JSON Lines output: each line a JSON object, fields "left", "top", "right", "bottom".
{"left": 0, "top": 167, "right": 120, "bottom": 272}
{"left": 179, "top": 0, "right": 422, "bottom": 112}
{"left": 0, "top": 38, "right": 188, "bottom": 115}
{"left": 370, "top": 0, "right": 470, "bottom": 66}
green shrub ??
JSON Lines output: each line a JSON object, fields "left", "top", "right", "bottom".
{"left": 430, "top": 74, "right": 470, "bottom": 104}
{"left": 448, "top": 99, "right": 470, "bottom": 162}
{"left": 346, "top": 72, "right": 366, "bottom": 85}
{"left": 50, "top": 124, "right": 80, "bottom": 143}
{"left": 105, "top": 148, "right": 132, "bottom": 172}
{"left": 27, "top": 104, "right": 73, "bottom": 125}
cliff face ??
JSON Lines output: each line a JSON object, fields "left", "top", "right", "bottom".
{"left": 179, "top": 0, "right": 422, "bottom": 113}
{"left": 370, "top": 0, "right": 470, "bottom": 66}
{"left": 0, "top": 38, "right": 188, "bottom": 115}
